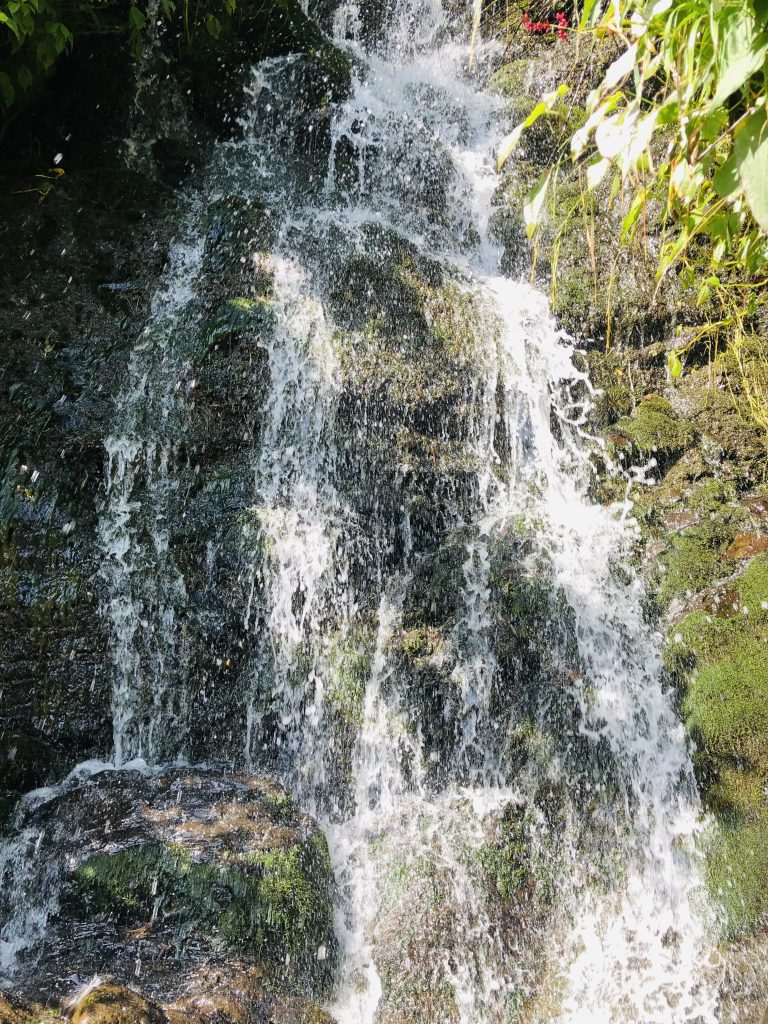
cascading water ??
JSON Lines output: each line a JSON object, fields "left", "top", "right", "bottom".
{"left": 100, "top": 231, "right": 204, "bottom": 765}
{"left": 0, "top": 0, "right": 727, "bottom": 1020}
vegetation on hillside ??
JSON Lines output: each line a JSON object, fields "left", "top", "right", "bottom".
{"left": 494, "top": 0, "right": 768, "bottom": 428}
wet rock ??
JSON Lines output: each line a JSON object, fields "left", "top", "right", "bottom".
{"left": 741, "top": 495, "right": 768, "bottom": 518}
{"left": 165, "top": 964, "right": 336, "bottom": 1024}
{"left": 69, "top": 986, "right": 167, "bottom": 1024}
{"left": 3, "top": 766, "right": 336, "bottom": 1006}
{"left": 725, "top": 534, "right": 768, "bottom": 560}
{"left": 0, "top": 170, "right": 174, "bottom": 822}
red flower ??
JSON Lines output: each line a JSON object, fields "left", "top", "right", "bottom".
{"left": 521, "top": 9, "right": 569, "bottom": 39}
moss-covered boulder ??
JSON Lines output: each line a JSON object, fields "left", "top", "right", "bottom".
{"left": 3, "top": 767, "right": 336, "bottom": 1008}
{"left": 611, "top": 394, "right": 696, "bottom": 463}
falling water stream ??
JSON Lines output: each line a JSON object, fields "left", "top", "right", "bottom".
{"left": 0, "top": 0, "right": 725, "bottom": 1020}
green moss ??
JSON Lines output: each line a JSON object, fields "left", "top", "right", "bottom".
{"left": 613, "top": 395, "right": 695, "bottom": 457}
{"left": 488, "top": 59, "right": 536, "bottom": 102}
{"left": 398, "top": 625, "right": 444, "bottom": 661}
{"left": 655, "top": 481, "right": 748, "bottom": 605}
{"left": 677, "top": 557, "right": 768, "bottom": 768}
{"left": 324, "top": 627, "right": 374, "bottom": 729}
{"left": 72, "top": 830, "right": 335, "bottom": 992}
{"left": 479, "top": 804, "right": 533, "bottom": 901}
{"left": 670, "top": 556, "right": 768, "bottom": 937}
{"left": 704, "top": 815, "right": 768, "bottom": 939}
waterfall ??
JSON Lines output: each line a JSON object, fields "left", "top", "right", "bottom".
{"left": 1, "top": 0, "right": 724, "bottom": 1019}
{"left": 99, "top": 231, "right": 204, "bottom": 766}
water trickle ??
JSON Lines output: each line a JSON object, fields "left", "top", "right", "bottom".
{"left": 100, "top": 232, "right": 204, "bottom": 766}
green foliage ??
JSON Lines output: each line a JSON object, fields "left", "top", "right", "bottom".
{"left": 0, "top": 0, "right": 237, "bottom": 121}
{"left": 500, "top": 0, "right": 768, "bottom": 429}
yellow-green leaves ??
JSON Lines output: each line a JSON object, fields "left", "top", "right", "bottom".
{"left": 523, "top": 169, "right": 552, "bottom": 239}
{"left": 709, "top": 8, "right": 768, "bottom": 110}
{"left": 734, "top": 106, "right": 768, "bottom": 233}
{"left": 667, "top": 350, "right": 683, "bottom": 379}
{"left": 496, "top": 84, "right": 570, "bottom": 172}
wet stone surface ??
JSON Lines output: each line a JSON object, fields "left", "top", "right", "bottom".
{"left": 1, "top": 766, "right": 337, "bottom": 1020}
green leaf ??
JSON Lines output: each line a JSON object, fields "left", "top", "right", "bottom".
{"left": 0, "top": 71, "right": 15, "bottom": 107}
{"left": 734, "top": 106, "right": 768, "bottom": 233}
{"left": 579, "top": 0, "right": 600, "bottom": 29}
{"left": 621, "top": 188, "right": 647, "bottom": 240}
{"left": 0, "top": 11, "right": 22, "bottom": 41}
{"left": 709, "top": 12, "right": 768, "bottom": 109}
{"left": 523, "top": 169, "right": 552, "bottom": 239}
{"left": 129, "top": 5, "right": 146, "bottom": 30}
{"left": 752, "top": 0, "right": 768, "bottom": 28}
{"left": 713, "top": 153, "right": 740, "bottom": 198}
{"left": 17, "top": 64, "right": 33, "bottom": 90}
{"left": 667, "top": 350, "right": 683, "bottom": 380}
{"left": 496, "top": 85, "right": 568, "bottom": 171}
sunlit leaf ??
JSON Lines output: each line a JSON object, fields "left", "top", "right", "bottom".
{"left": 667, "top": 351, "right": 683, "bottom": 379}
{"left": 734, "top": 107, "right": 768, "bottom": 232}
{"left": 523, "top": 169, "right": 552, "bottom": 239}
{"left": 709, "top": 11, "right": 768, "bottom": 109}
{"left": 602, "top": 44, "right": 638, "bottom": 92}
{"left": 586, "top": 156, "right": 610, "bottom": 190}
{"left": 497, "top": 85, "right": 569, "bottom": 171}
{"left": 713, "top": 154, "right": 740, "bottom": 199}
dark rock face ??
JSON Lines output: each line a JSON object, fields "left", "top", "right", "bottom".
{"left": 0, "top": 0, "right": 353, "bottom": 817}
{"left": 0, "top": 170, "right": 175, "bottom": 820}
{"left": 1, "top": 766, "right": 336, "bottom": 1017}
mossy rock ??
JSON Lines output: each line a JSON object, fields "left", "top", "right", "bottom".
{"left": 649, "top": 481, "right": 749, "bottom": 607}
{"left": 195, "top": 297, "right": 275, "bottom": 363}
{"left": 323, "top": 626, "right": 375, "bottom": 730}
{"left": 0, "top": 994, "right": 46, "bottom": 1024}
{"left": 183, "top": 0, "right": 352, "bottom": 132}
{"left": 70, "top": 986, "right": 166, "bottom": 1024}
{"left": 669, "top": 556, "right": 768, "bottom": 937}
{"left": 612, "top": 395, "right": 695, "bottom": 460}
{"left": 7, "top": 768, "right": 336, "bottom": 1003}
{"left": 71, "top": 819, "right": 334, "bottom": 992}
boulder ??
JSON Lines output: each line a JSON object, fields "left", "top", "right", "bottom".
{"left": 2, "top": 766, "right": 336, "bottom": 1010}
